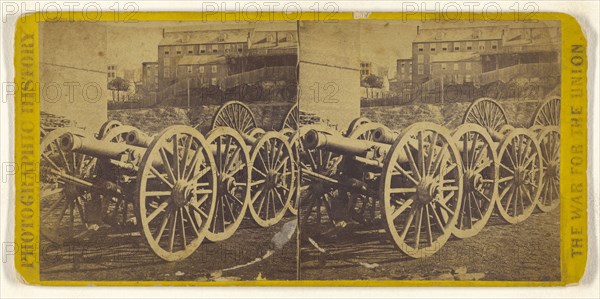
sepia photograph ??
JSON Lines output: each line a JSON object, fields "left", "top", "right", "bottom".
{"left": 37, "top": 18, "right": 562, "bottom": 283}
{"left": 297, "top": 20, "right": 561, "bottom": 281}
{"left": 39, "top": 20, "right": 299, "bottom": 281}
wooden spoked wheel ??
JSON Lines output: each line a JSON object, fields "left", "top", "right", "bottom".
{"left": 248, "top": 131, "right": 295, "bottom": 227}
{"left": 136, "top": 126, "right": 217, "bottom": 261}
{"left": 463, "top": 98, "right": 509, "bottom": 133}
{"left": 281, "top": 128, "right": 299, "bottom": 216}
{"left": 211, "top": 101, "right": 257, "bottom": 135}
{"left": 380, "top": 122, "right": 463, "bottom": 258}
{"left": 345, "top": 117, "right": 371, "bottom": 137}
{"left": 281, "top": 103, "right": 299, "bottom": 131}
{"left": 496, "top": 129, "right": 543, "bottom": 224}
{"left": 205, "top": 127, "right": 251, "bottom": 241}
{"left": 98, "top": 125, "right": 139, "bottom": 227}
{"left": 298, "top": 125, "right": 342, "bottom": 231}
{"left": 345, "top": 122, "right": 387, "bottom": 225}
{"left": 536, "top": 126, "right": 560, "bottom": 212}
{"left": 532, "top": 97, "right": 560, "bottom": 127}
{"left": 97, "top": 120, "right": 123, "bottom": 139}
{"left": 40, "top": 128, "right": 97, "bottom": 244}
{"left": 452, "top": 124, "right": 498, "bottom": 239}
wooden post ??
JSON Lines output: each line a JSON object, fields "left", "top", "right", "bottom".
{"left": 187, "top": 78, "right": 191, "bottom": 108}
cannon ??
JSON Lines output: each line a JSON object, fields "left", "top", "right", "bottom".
{"left": 42, "top": 124, "right": 218, "bottom": 261}
{"left": 301, "top": 121, "right": 463, "bottom": 258}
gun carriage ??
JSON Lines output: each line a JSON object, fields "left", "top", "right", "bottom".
{"left": 40, "top": 96, "right": 559, "bottom": 261}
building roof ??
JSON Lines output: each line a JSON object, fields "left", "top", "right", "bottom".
{"left": 415, "top": 27, "right": 503, "bottom": 43}
{"left": 430, "top": 52, "right": 479, "bottom": 63}
{"left": 249, "top": 30, "right": 297, "bottom": 49}
{"left": 177, "top": 55, "right": 226, "bottom": 66}
{"left": 159, "top": 29, "right": 250, "bottom": 46}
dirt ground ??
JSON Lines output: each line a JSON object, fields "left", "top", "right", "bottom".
{"left": 40, "top": 215, "right": 298, "bottom": 282}
{"left": 39, "top": 208, "right": 559, "bottom": 282}
{"left": 299, "top": 208, "right": 560, "bottom": 281}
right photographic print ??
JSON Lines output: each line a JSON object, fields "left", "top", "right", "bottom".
{"left": 296, "top": 20, "right": 561, "bottom": 281}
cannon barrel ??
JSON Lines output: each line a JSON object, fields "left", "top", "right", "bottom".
{"left": 304, "top": 129, "right": 390, "bottom": 156}
{"left": 373, "top": 127, "right": 399, "bottom": 144}
{"left": 59, "top": 132, "right": 146, "bottom": 161}
{"left": 126, "top": 129, "right": 153, "bottom": 147}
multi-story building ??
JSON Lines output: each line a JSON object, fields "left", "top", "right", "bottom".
{"left": 412, "top": 26, "right": 503, "bottom": 84}
{"left": 412, "top": 23, "right": 560, "bottom": 92}
{"left": 176, "top": 55, "right": 227, "bottom": 86}
{"left": 141, "top": 61, "right": 159, "bottom": 92}
{"left": 157, "top": 27, "right": 297, "bottom": 91}
{"left": 158, "top": 29, "right": 250, "bottom": 90}
{"left": 360, "top": 62, "right": 373, "bottom": 77}
{"left": 396, "top": 58, "right": 413, "bottom": 83}
{"left": 107, "top": 64, "right": 117, "bottom": 82}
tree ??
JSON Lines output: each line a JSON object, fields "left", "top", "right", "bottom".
{"left": 108, "top": 77, "right": 130, "bottom": 101}
{"left": 361, "top": 74, "right": 383, "bottom": 98}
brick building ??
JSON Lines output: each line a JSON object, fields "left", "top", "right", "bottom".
{"left": 157, "top": 26, "right": 297, "bottom": 92}
{"left": 396, "top": 58, "right": 413, "bottom": 83}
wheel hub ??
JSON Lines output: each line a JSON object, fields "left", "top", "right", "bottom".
{"left": 416, "top": 175, "right": 439, "bottom": 205}
{"left": 265, "top": 170, "right": 280, "bottom": 189}
{"left": 513, "top": 166, "right": 531, "bottom": 187}
{"left": 465, "top": 170, "right": 483, "bottom": 191}
{"left": 172, "top": 180, "right": 193, "bottom": 208}
{"left": 546, "top": 161, "right": 559, "bottom": 178}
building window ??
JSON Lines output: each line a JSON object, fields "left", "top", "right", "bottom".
{"left": 212, "top": 65, "right": 217, "bottom": 73}
{"left": 176, "top": 47, "right": 182, "bottom": 55}
{"left": 212, "top": 45, "right": 218, "bottom": 53}
{"left": 430, "top": 44, "right": 436, "bottom": 52}
{"left": 418, "top": 44, "right": 424, "bottom": 52}
{"left": 417, "top": 65, "right": 424, "bottom": 75}
{"left": 237, "top": 44, "right": 243, "bottom": 53}
{"left": 211, "top": 78, "right": 217, "bottom": 85}
{"left": 164, "top": 59, "right": 170, "bottom": 66}
{"left": 454, "top": 43, "right": 460, "bottom": 51}
{"left": 466, "top": 42, "right": 473, "bottom": 50}
{"left": 479, "top": 44, "right": 485, "bottom": 50}
{"left": 187, "top": 46, "right": 194, "bottom": 54}
{"left": 441, "top": 63, "right": 447, "bottom": 70}
{"left": 199, "top": 66, "right": 204, "bottom": 73}
{"left": 442, "top": 43, "right": 448, "bottom": 51}
{"left": 187, "top": 66, "right": 192, "bottom": 73}
{"left": 164, "top": 49, "right": 170, "bottom": 55}
{"left": 164, "top": 67, "right": 170, "bottom": 78}
{"left": 417, "top": 55, "right": 424, "bottom": 64}
{"left": 453, "top": 63, "right": 459, "bottom": 71}
{"left": 466, "top": 62, "right": 472, "bottom": 70}
{"left": 200, "top": 45, "right": 206, "bottom": 54}
{"left": 491, "top": 41, "right": 498, "bottom": 50}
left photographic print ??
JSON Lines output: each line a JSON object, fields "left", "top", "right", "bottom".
{"left": 38, "top": 21, "right": 299, "bottom": 282}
